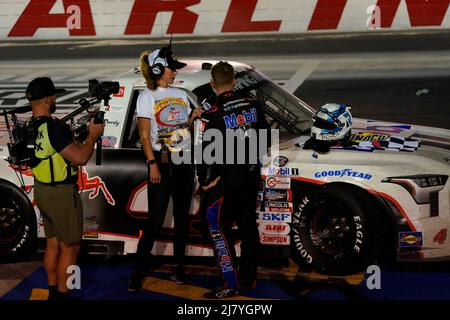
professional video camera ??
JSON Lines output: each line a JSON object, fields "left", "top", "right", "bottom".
{"left": 68, "top": 80, "right": 120, "bottom": 143}
{"left": 2, "top": 79, "right": 120, "bottom": 175}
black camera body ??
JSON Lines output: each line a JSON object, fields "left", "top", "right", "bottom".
{"left": 6, "top": 118, "right": 35, "bottom": 167}
{"left": 89, "top": 79, "right": 120, "bottom": 100}
{"left": 69, "top": 79, "right": 118, "bottom": 143}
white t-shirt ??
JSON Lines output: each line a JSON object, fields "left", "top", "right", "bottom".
{"left": 136, "top": 86, "right": 191, "bottom": 152}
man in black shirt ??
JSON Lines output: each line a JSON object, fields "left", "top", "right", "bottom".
{"left": 196, "top": 62, "right": 269, "bottom": 299}
{"left": 27, "top": 77, "right": 104, "bottom": 300}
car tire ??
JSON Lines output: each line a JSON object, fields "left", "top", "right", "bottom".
{"left": 0, "top": 180, "right": 37, "bottom": 262}
{"left": 291, "top": 183, "right": 379, "bottom": 276}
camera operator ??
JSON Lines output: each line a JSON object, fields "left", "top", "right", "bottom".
{"left": 26, "top": 77, "right": 104, "bottom": 300}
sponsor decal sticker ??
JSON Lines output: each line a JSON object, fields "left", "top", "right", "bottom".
{"left": 83, "top": 233, "right": 99, "bottom": 239}
{"left": 315, "top": 168, "right": 372, "bottom": 180}
{"left": 265, "top": 176, "right": 291, "bottom": 189}
{"left": 260, "top": 234, "right": 290, "bottom": 245}
{"left": 112, "top": 86, "right": 125, "bottom": 98}
{"left": 399, "top": 231, "right": 423, "bottom": 247}
{"left": 266, "top": 167, "right": 300, "bottom": 177}
{"left": 264, "top": 189, "right": 291, "bottom": 202}
{"left": 272, "top": 156, "right": 288, "bottom": 167}
{"left": 77, "top": 168, "right": 115, "bottom": 206}
{"left": 101, "top": 136, "right": 117, "bottom": 148}
{"left": 350, "top": 132, "right": 390, "bottom": 143}
{"left": 105, "top": 119, "right": 120, "bottom": 127}
{"left": 433, "top": 229, "right": 447, "bottom": 245}
{"left": 223, "top": 108, "right": 257, "bottom": 129}
{"left": 265, "top": 201, "right": 293, "bottom": 213}
{"left": 259, "top": 212, "right": 292, "bottom": 223}
{"left": 260, "top": 222, "right": 290, "bottom": 235}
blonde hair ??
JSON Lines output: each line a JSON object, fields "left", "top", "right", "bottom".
{"left": 140, "top": 50, "right": 157, "bottom": 90}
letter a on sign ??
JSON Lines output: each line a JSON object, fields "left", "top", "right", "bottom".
{"left": 66, "top": 265, "right": 81, "bottom": 290}
{"left": 366, "top": 265, "right": 381, "bottom": 290}
{"left": 9, "top": 0, "right": 95, "bottom": 37}
{"left": 66, "top": 5, "right": 81, "bottom": 30}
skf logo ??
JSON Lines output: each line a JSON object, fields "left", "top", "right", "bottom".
{"left": 113, "top": 86, "right": 125, "bottom": 98}
{"left": 260, "top": 212, "right": 292, "bottom": 223}
{"left": 399, "top": 232, "right": 423, "bottom": 247}
{"left": 223, "top": 108, "right": 257, "bottom": 129}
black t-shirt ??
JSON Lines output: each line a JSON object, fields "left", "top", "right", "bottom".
{"left": 42, "top": 117, "right": 73, "bottom": 152}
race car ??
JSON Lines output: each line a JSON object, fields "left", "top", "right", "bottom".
{"left": 1, "top": 60, "right": 449, "bottom": 275}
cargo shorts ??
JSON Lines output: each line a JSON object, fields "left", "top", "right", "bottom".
{"left": 34, "top": 181, "right": 83, "bottom": 245}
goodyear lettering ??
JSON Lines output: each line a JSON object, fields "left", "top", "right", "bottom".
{"left": 314, "top": 168, "right": 372, "bottom": 180}
{"left": 223, "top": 108, "right": 257, "bottom": 129}
{"left": 292, "top": 197, "right": 313, "bottom": 264}
{"left": 293, "top": 234, "right": 313, "bottom": 264}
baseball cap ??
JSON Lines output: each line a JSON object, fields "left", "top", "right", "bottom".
{"left": 26, "top": 77, "right": 66, "bottom": 101}
{"left": 148, "top": 46, "right": 187, "bottom": 71}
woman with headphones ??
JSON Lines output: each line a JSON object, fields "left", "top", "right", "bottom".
{"left": 128, "top": 46, "right": 199, "bottom": 292}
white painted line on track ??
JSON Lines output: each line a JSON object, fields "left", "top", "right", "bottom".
{"left": 283, "top": 60, "right": 320, "bottom": 93}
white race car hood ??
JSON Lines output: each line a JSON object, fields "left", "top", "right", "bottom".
{"left": 280, "top": 118, "right": 450, "bottom": 153}
{"left": 351, "top": 118, "right": 450, "bottom": 151}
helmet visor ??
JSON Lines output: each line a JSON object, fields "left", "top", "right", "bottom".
{"left": 313, "top": 117, "right": 337, "bottom": 131}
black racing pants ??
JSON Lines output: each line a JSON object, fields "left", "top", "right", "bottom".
{"left": 203, "top": 173, "right": 260, "bottom": 289}
{"left": 135, "top": 152, "right": 194, "bottom": 272}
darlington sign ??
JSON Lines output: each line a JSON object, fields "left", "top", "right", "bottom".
{"left": 2, "top": 0, "right": 450, "bottom": 39}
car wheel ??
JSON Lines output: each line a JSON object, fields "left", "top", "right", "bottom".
{"left": 0, "top": 180, "right": 37, "bottom": 262}
{"left": 291, "top": 183, "right": 379, "bottom": 275}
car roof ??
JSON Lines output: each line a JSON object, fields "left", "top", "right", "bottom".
{"left": 114, "top": 60, "right": 254, "bottom": 92}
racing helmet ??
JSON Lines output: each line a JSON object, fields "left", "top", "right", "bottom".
{"left": 310, "top": 103, "right": 352, "bottom": 141}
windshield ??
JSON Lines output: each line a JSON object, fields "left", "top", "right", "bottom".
{"left": 235, "top": 68, "right": 315, "bottom": 134}
{"left": 192, "top": 67, "right": 315, "bottom": 139}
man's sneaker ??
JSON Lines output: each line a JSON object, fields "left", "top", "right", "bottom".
{"left": 128, "top": 272, "right": 144, "bottom": 292}
{"left": 170, "top": 265, "right": 188, "bottom": 284}
{"left": 203, "top": 287, "right": 240, "bottom": 299}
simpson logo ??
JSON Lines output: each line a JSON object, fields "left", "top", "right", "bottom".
{"left": 315, "top": 168, "right": 372, "bottom": 180}
{"left": 265, "top": 202, "right": 293, "bottom": 213}
{"left": 259, "top": 212, "right": 291, "bottom": 223}
{"left": 264, "top": 189, "right": 291, "bottom": 202}
{"left": 265, "top": 176, "right": 291, "bottom": 189}
{"left": 113, "top": 86, "right": 125, "bottom": 98}
{"left": 260, "top": 223, "right": 290, "bottom": 235}
{"left": 266, "top": 167, "right": 300, "bottom": 177}
{"left": 223, "top": 108, "right": 257, "bottom": 129}
{"left": 399, "top": 232, "right": 423, "bottom": 248}
{"left": 272, "top": 156, "right": 288, "bottom": 167}
{"left": 260, "top": 234, "right": 290, "bottom": 245}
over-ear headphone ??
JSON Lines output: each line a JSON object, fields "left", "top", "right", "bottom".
{"left": 150, "top": 47, "right": 170, "bottom": 79}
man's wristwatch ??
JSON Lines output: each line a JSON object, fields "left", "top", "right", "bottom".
{"left": 146, "top": 159, "right": 156, "bottom": 166}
